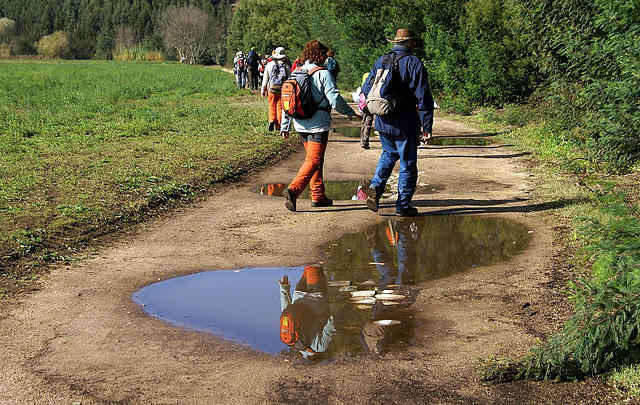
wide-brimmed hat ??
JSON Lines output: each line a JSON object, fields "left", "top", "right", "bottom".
{"left": 272, "top": 46, "right": 287, "bottom": 60}
{"left": 387, "top": 28, "right": 416, "bottom": 44}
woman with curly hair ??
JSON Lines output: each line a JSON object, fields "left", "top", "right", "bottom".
{"left": 280, "top": 40, "right": 359, "bottom": 212}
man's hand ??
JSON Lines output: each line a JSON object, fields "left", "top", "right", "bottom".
{"left": 280, "top": 131, "right": 290, "bottom": 139}
{"left": 420, "top": 131, "right": 432, "bottom": 145}
{"left": 261, "top": 88, "right": 267, "bottom": 97}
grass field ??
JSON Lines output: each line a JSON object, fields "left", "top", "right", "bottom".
{"left": 0, "top": 61, "right": 294, "bottom": 294}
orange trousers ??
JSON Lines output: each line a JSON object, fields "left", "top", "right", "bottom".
{"left": 288, "top": 139, "right": 327, "bottom": 202}
{"left": 268, "top": 92, "right": 283, "bottom": 128}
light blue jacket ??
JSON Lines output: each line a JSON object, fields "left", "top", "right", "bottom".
{"left": 281, "top": 61, "right": 357, "bottom": 134}
{"left": 279, "top": 282, "right": 336, "bottom": 357}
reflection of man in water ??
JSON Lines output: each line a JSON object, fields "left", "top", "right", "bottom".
{"left": 279, "top": 265, "right": 336, "bottom": 359}
{"left": 368, "top": 219, "right": 419, "bottom": 287}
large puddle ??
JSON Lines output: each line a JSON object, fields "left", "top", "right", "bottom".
{"left": 333, "top": 127, "right": 364, "bottom": 138}
{"left": 429, "top": 137, "right": 491, "bottom": 146}
{"left": 134, "top": 216, "right": 530, "bottom": 359}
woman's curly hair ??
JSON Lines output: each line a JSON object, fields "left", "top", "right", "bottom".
{"left": 300, "top": 40, "right": 329, "bottom": 64}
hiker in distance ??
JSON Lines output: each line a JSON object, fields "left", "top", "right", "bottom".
{"left": 261, "top": 47, "right": 290, "bottom": 132}
{"left": 362, "top": 28, "right": 435, "bottom": 217}
{"left": 280, "top": 40, "right": 359, "bottom": 212}
{"left": 233, "top": 50, "right": 247, "bottom": 89}
{"left": 246, "top": 47, "right": 260, "bottom": 91}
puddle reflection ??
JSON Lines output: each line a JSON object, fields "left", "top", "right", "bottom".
{"left": 133, "top": 216, "right": 530, "bottom": 359}
{"left": 133, "top": 266, "right": 417, "bottom": 358}
{"left": 332, "top": 127, "right": 363, "bottom": 138}
{"left": 324, "top": 216, "right": 530, "bottom": 285}
{"left": 257, "top": 180, "right": 382, "bottom": 201}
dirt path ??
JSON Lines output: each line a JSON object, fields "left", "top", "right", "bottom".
{"left": 0, "top": 115, "right": 610, "bottom": 404}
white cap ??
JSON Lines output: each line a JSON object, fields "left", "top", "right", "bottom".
{"left": 273, "top": 47, "right": 286, "bottom": 60}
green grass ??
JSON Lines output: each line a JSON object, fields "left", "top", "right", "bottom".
{"left": 609, "top": 364, "right": 640, "bottom": 400}
{"left": 0, "top": 61, "right": 294, "bottom": 290}
{"left": 462, "top": 106, "right": 640, "bottom": 393}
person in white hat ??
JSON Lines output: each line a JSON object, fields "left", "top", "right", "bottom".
{"left": 261, "top": 47, "right": 290, "bottom": 131}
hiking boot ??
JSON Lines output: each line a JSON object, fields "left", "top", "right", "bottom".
{"left": 311, "top": 198, "right": 333, "bottom": 208}
{"left": 366, "top": 186, "right": 381, "bottom": 212}
{"left": 395, "top": 206, "right": 419, "bottom": 217}
{"left": 284, "top": 188, "right": 297, "bottom": 212}
{"left": 268, "top": 121, "right": 275, "bottom": 132}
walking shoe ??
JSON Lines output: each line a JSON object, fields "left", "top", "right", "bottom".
{"left": 395, "top": 206, "right": 419, "bottom": 217}
{"left": 366, "top": 186, "right": 381, "bottom": 212}
{"left": 268, "top": 121, "right": 275, "bottom": 132}
{"left": 311, "top": 198, "right": 333, "bottom": 208}
{"left": 361, "top": 143, "right": 370, "bottom": 150}
{"left": 284, "top": 188, "right": 297, "bottom": 212}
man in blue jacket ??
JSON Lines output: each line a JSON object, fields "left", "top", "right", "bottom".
{"left": 362, "top": 28, "right": 434, "bottom": 217}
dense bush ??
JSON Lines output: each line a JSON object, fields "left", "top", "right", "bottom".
{"left": 522, "top": 0, "right": 640, "bottom": 172}
{"left": 35, "top": 31, "right": 70, "bottom": 58}
{"left": 0, "top": 16, "right": 15, "bottom": 40}
{"left": 523, "top": 195, "right": 640, "bottom": 380}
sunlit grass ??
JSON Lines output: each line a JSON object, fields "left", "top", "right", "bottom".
{"left": 0, "top": 61, "right": 293, "bottom": 275}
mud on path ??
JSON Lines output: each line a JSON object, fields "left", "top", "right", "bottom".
{"left": 0, "top": 115, "right": 612, "bottom": 404}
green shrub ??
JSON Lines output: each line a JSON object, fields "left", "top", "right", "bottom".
{"left": 35, "top": 31, "right": 70, "bottom": 58}
{"left": 522, "top": 195, "right": 640, "bottom": 380}
{"left": 523, "top": 0, "right": 640, "bottom": 172}
{"left": 0, "top": 17, "right": 16, "bottom": 42}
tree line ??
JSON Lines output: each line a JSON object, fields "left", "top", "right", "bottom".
{"left": 0, "top": 0, "right": 234, "bottom": 62}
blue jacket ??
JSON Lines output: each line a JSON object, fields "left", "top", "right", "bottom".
{"left": 362, "top": 45, "right": 434, "bottom": 137}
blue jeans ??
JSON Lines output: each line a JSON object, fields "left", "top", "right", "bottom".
{"left": 236, "top": 70, "right": 246, "bottom": 88}
{"left": 370, "top": 133, "right": 418, "bottom": 210}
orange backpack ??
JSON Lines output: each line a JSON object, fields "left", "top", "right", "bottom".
{"left": 281, "top": 66, "right": 328, "bottom": 119}
{"left": 279, "top": 309, "right": 299, "bottom": 346}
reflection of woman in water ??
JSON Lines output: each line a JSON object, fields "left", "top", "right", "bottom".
{"left": 279, "top": 265, "right": 336, "bottom": 359}
{"left": 260, "top": 183, "right": 287, "bottom": 197}
{"left": 368, "top": 219, "right": 419, "bottom": 287}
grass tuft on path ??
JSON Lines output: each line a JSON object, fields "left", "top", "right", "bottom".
{"left": 0, "top": 61, "right": 294, "bottom": 294}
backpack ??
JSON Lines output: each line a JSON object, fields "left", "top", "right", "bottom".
{"left": 281, "top": 66, "right": 328, "bottom": 119}
{"left": 366, "top": 52, "right": 408, "bottom": 116}
{"left": 279, "top": 309, "right": 299, "bottom": 346}
{"left": 236, "top": 57, "right": 245, "bottom": 70}
{"left": 269, "top": 63, "right": 288, "bottom": 93}
{"left": 247, "top": 51, "right": 258, "bottom": 67}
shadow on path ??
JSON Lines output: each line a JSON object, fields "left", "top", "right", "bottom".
{"left": 419, "top": 152, "right": 531, "bottom": 159}
{"left": 420, "top": 144, "right": 514, "bottom": 150}
{"left": 376, "top": 199, "right": 585, "bottom": 216}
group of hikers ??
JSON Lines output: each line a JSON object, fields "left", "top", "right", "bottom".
{"left": 237, "top": 28, "right": 434, "bottom": 218}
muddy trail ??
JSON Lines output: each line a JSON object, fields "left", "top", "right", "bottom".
{"left": 0, "top": 114, "right": 614, "bottom": 404}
